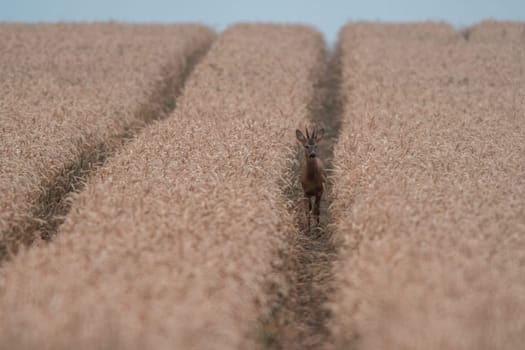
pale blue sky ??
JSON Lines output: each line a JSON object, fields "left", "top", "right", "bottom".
{"left": 1, "top": 0, "right": 524, "bottom": 43}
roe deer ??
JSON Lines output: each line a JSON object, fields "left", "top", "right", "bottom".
{"left": 296, "top": 127, "right": 326, "bottom": 230}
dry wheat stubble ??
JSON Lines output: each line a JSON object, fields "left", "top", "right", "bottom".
{"left": 0, "top": 24, "right": 325, "bottom": 349}
{"left": 328, "top": 22, "right": 525, "bottom": 350}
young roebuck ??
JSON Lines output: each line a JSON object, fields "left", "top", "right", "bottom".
{"left": 296, "top": 127, "right": 326, "bottom": 230}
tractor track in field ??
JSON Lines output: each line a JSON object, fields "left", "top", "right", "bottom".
{"left": 33, "top": 44, "right": 212, "bottom": 242}
{"left": 259, "top": 44, "right": 343, "bottom": 350}
{"left": 0, "top": 42, "right": 212, "bottom": 263}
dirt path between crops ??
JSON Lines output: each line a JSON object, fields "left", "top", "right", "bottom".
{"left": 259, "top": 45, "right": 342, "bottom": 350}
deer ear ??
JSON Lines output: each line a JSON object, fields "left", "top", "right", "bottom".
{"left": 296, "top": 129, "right": 307, "bottom": 145}
{"left": 315, "top": 128, "right": 325, "bottom": 142}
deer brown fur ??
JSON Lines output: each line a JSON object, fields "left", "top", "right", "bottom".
{"left": 296, "top": 127, "right": 326, "bottom": 230}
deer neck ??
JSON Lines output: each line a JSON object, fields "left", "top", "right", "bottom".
{"left": 305, "top": 157, "right": 320, "bottom": 177}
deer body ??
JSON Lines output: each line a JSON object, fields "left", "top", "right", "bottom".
{"left": 301, "top": 157, "right": 325, "bottom": 196}
{"left": 296, "top": 127, "right": 326, "bottom": 229}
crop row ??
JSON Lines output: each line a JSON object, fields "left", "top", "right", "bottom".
{"left": 0, "top": 24, "right": 325, "bottom": 349}
{"left": 0, "top": 23, "right": 214, "bottom": 259}
{"left": 328, "top": 22, "right": 525, "bottom": 349}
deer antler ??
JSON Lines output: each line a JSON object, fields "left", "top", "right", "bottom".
{"left": 305, "top": 127, "right": 310, "bottom": 139}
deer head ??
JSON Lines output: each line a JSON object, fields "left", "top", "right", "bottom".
{"left": 296, "top": 127, "right": 324, "bottom": 159}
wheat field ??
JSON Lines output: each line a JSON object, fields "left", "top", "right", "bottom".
{"left": 328, "top": 22, "right": 525, "bottom": 349}
{"left": 0, "top": 24, "right": 325, "bottom": 349}
{"left": 0, "top": 20, "right": 524, "bottom": 350}
{"left": 0, "top": 23, "right": 214, "bottom": 259}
